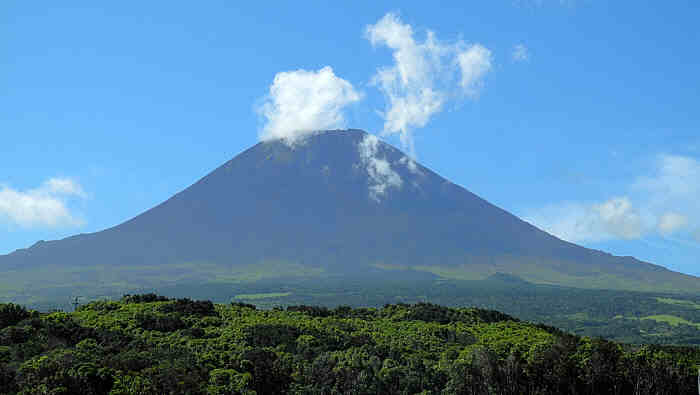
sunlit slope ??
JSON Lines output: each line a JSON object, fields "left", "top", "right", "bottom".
{"left": 1, "top": 129, "right": 698, "bottom": 293}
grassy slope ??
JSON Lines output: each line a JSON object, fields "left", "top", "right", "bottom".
{"left": 373, "top": 260, "right": 700, "bottom": 293}
{"left": 2, "top": 262, "right": 700, "bottom": 346}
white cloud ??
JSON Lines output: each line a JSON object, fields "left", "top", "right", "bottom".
{"left": 527, "top": 154, "right": 700, "bottom": 243}
{"left": 526, "top": 197, "right": 646, "bottom": 243}
{"left": 398, "top": 155, "right": 420, "bottom": 174}
{"left": 636, "top": 154, "right": 700, "bottom": 206}
{"left": 358, "top": 134, "right": 403, "bottom": 201}
{"left": 658, "top": 212, "right": 688, "bottom": 235}
{"left": 0, "top": 178, "right": 86, "bottom": 228}
{"left": 594, "top": 197, "right": 645, "bottom": 239}
{"left": 524, "top": 203, "right": 596, "bottom": 243}
{"left": 458, "top": 44, "right": 493, "bottom": 96}
{"left": 365, "top": 13, "right": 492, "bottom": 157}
{"left": 257, "top": 66, "right": 361, "bottom": 145}
{"left": 42, "top": 178, "right": 87, "bottom": 198}
{"left": 512, "top": 44, "right": 529, "bottom": 62}
{"left": 255, "top": 15, "right": 492, "bottom": 199}
{"left": 636, "top": 154, "right": 700, "bottom": 235}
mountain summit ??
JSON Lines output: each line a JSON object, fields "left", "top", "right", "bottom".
{"left": 2, "top": 129, "right": 699, "bottom": 296}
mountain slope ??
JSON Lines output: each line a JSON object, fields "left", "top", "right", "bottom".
{"left": 1, "top": 129, "right": 699, "bottom": 296}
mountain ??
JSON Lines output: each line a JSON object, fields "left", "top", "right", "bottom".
{"left": 1, "top": 129, "right": 699, "bottom": 302}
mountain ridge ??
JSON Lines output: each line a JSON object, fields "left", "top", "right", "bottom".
{"left": 1, "top": 129, "right": 699, "bottom": 296}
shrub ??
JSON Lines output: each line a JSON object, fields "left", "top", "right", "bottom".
{"left": 0, "top": 303, "right": 31, "bottom": 329}
{"left": 158, "top": 298, "right": 217, "bottom": 317}
{"left": 121, "top": 294, "right": 170, "bottom": 304}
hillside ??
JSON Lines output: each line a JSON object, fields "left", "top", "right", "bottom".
{"left": 1, "top": 297, "right": 698, "bottom": 394}
{"left": 1, "top": 129, "right": 698, "bottom": 306}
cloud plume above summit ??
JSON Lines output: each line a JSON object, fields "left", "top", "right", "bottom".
{"left": 257, "top": 13, "right": 492, "bottom": 157}
{"left": 257, "top": 66, "right": 362, "bottom": 145}
{"left": 255, "top": 12, "right": 494, "bottom": 201}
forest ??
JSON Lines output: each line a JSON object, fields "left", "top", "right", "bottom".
{"left": 159, "top": 274, "right": 700, "bottom": 346}
{"left": 1, "top": 295, "right": 699, "bottom": 394}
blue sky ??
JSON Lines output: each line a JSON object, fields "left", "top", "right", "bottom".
{"left": 2, "top": 1, "right": 699, "bottom": 275}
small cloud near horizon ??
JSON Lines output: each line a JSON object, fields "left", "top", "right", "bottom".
{"left": 526, "top": 197, "right": 647, "bottom": 243}
{"left": 525, "top": 154, "right": 699, "bottom": 243}
{"left": 658, "top": 212, "right": 688, "bottom": 235}
{"left": 0, "top": 178, "right": 86, "bottom": 228}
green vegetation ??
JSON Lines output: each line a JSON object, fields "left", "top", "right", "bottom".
{"left": 640, "top": 315, "right": 700, "bottom": 328}
{"left": 656, "top": 297, "right": 700, "bottom": 309}
{"left": 1, "top": 296, "right": 699, "bottom": 394}
{"left": 371, "top": 259, "right": 700, "bottom": 293}
{"left": 234, "top": 292, "right": 292, "bottom": 300}
{"left": 3, "top": 273, "right": 700, "bottom": 346}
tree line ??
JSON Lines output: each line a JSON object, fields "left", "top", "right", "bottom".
{"left": 1, "top": 296, "right": 699, "bottom": 394}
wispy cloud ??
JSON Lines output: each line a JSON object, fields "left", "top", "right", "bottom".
{"left": 42, "top": 178, "right": 87, "bottom": 198}
{"left": 0, "top": 178, "right": 86, "bottom": 228}
{"left": 657, "top": 212, "right": 688, "bottom": 235}
{"left": 512, "top": 44, "right": 530, "bottom": 62}
{"left": 365, "top": 12, "right": 492, "bottom": 157}
{"left": 354, "top": 13, "right": 492, "bottom": 200}
{"left": 526, "top": 197, "right": 647, "bottom": 243}
{"left": 256, "top": 13, "right": 493, "bottom": 201}
{"left": 526, "top": 154, "right": 700, "bottom": 243}
{"left": 637, "top": 154, "right": 699, "bottom": 237}
{"left": 358, "top": 134, "right": 403, "bottom": 201}
{"left": 458, "top": 44, "right": 493, "bottom": 96}
{"left": 635, "top": 154, "right": 700, "bottom": 211}
{"left": 257, "top": 66, "right": 362, "bottom": 145}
